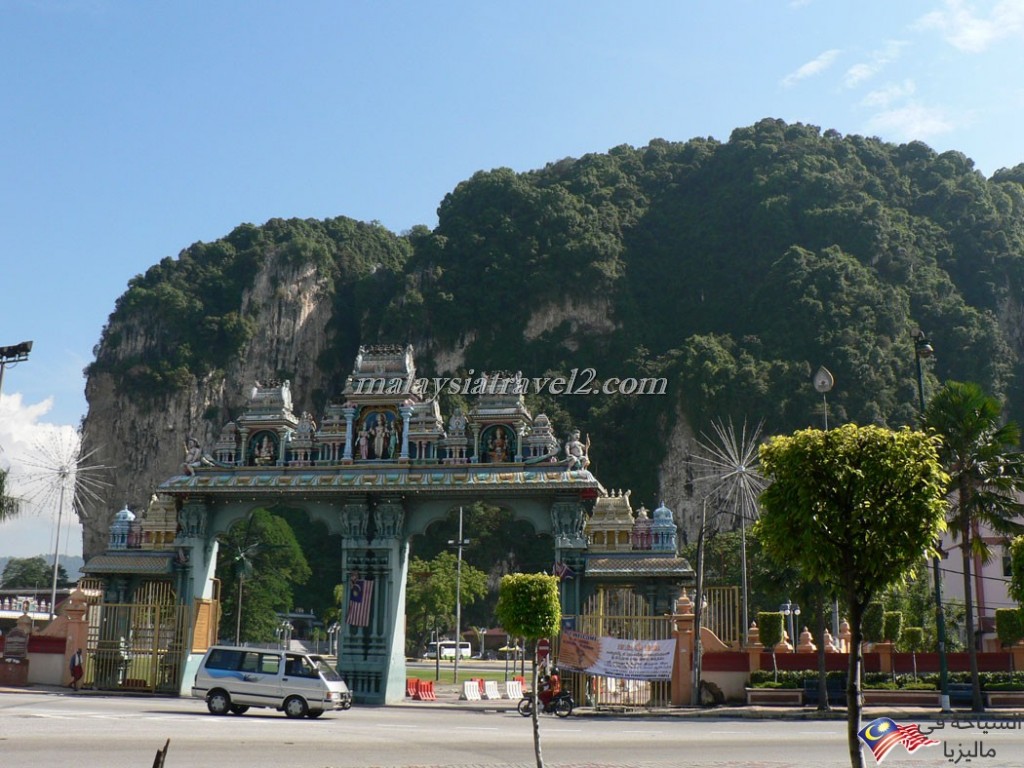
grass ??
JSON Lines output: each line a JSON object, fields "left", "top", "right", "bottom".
{"left": 405, "top": 663, "right": 529, "bottom": 685}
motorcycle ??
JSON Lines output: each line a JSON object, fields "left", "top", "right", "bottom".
{"left": 517, "top": 689, "right": 574, "bottom": 718}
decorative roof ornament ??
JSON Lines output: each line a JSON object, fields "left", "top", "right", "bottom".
{"left": 650, "top": 500, "right": 678, "bottom": 553}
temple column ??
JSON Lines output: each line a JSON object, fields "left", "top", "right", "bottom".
{"left": 342, "top": 406, "right": 355, "bottom": 462}
{"left": 399, "top": 406, "right": 412, "bottom": 461}
{"left": 551, "top": 499, "right": 588, "bottom": 617}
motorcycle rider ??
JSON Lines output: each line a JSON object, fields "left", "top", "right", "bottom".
{"left": 538, "top": 667, "right": 561, "bottom": 711}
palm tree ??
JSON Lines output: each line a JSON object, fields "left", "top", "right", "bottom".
{"left": 924, "top": 381, "right": 1024, "bottom": 712}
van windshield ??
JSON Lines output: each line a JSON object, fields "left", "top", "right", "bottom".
{"left": 311, "top": 657, "right": 342, "bottom": 681}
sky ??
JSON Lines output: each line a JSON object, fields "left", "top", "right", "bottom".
{"left": 2, "top": 0, "right": 1024, "bottom": 559}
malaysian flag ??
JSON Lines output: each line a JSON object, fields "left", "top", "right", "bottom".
{"left": 346, "top": 578, "right": 374, "bottom": 627}
{"left": 858, "top": 717, "right": 940, "bottom": 764}
{"left": 552, "top": 562, "right": 575, "bottom": 580}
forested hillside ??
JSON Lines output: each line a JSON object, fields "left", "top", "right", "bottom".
{"left": 82, "top": 118, "right": 1024, "bottom": 555}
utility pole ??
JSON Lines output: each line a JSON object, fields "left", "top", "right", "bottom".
{"left": 449, "top": 506, "right": 470, "bottom": 684}
{"left": 914, "top": 329, "right": 951, "bottom": 712}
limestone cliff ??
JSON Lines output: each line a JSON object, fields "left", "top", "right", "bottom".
{"left": 81, "top": 258, "right": 337, "bottom": 556}
{"left": 79, "top": 122, "right": 1024, "bottom": 557}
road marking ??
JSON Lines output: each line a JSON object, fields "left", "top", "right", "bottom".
{"left": 620, "top": 730, "right": 662, "bottom": 734}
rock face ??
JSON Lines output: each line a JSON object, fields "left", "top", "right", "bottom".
{"left": 81, "top": 259, "right": 337, "bottom": 556}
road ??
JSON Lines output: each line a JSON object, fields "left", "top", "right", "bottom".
{"left": 1, "top": 691, "right": 1022, "bottom": 767}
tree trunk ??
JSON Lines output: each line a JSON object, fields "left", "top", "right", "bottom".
{"left": 816, "top": 585, "right": 830, "bottom": 711}
{"left": 846, "top": 596, "right": 865, "bottom": 768}
{"left": 531, "top": 645, "right": 544, "bottom": 768}
{"left": 961, "top": 515, "right": 984, "bottom": 711}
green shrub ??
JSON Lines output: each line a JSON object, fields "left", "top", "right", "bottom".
{"left": 757, "top": 612, "right": 785, "bottom": 648}
{"left": 863, "top": 602, "right": 884, "bottom": 643}
{"left": 883, "top": 611, "right": 903, "bottom": 643}
{"left": 748, "top": 670, "right": 805, "bottom": 688}
{"left": 995, "top": 608, "right": 1024, "bottom": 647}
{"left": 902, "top": 626, "right": 924, "bottom": 652}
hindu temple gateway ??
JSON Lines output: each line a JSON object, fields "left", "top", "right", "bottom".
{"left": 80, "top": 345, "right": 693, "bottom": 704}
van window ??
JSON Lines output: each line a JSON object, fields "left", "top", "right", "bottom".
{"left": 205, "top": 648, "right": 245, "bottom": 670}
{"left": 285, "top": 655, "right": 317, "bottom": 678}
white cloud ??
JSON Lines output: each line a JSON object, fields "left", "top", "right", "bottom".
{"left": 864, "top": 102, "right": 956, "bottom": 140}
{"left": 1, "top": 391, "right": 84, "bottom": 558}
{"left": 843, "top": 40, "right": 908, "bottom": 88}
{"left": 917, "top": 0, "right": 1024, "bottom": 53}
{"left": 861, "top": 79, "right": 917, "bottom": 109}
{"left": 781, "top": 49, "right": 842, "bottom": 88}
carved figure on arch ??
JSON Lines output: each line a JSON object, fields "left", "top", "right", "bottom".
{"left": 565, "top": 429, "right": 590, "bottom": 470}
{"left": 182, "top": 438, "right": 203, "bottom": 476}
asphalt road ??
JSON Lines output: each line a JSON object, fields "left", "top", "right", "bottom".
{"left": 2, "top": 691, "right": 1023, "bottom": 768}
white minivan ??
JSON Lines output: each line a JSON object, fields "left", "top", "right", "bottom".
{"left": 193, "top": 645, "right": 352, "bottom": 718}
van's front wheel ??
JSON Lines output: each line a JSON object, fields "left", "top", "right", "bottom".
{"left": 283, "top": 696, "right": 308, "bottom": 719}
{"left": 306, "top": 709, "right": 324, "bottom": 718}
{"left": 207, "top": 690, "right": 231, "bottom": 716}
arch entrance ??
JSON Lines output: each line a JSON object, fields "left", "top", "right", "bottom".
{"left": 159, "top": 346, "right": 602, "bottom": 703}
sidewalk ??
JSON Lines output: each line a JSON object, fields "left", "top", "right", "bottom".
{"left": 5, "top": 682, "right": 1023, "bottom": 722}
{"left": 396, "top": 683, "right": 1024, "bottom": 721}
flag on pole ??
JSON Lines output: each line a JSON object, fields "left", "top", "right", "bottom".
{"left": 552, "top": 561, "right": 575, "bottom": 580}
{"left": 346, "top": 578, "right": 374, "bottom": 627}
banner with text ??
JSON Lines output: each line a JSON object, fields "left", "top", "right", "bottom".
{"left": 558, "top": 629, "right": 676, "bottom": 681}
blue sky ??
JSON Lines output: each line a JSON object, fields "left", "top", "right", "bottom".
{"left": 2, "top": 0, "right": 1024, "bottom": 557}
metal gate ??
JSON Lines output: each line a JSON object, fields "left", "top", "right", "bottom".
{"left": 561, "top": 587, "right": 674, "bottom": 709}
{"left": 702, "top": 585, "right": 741, "bottom": 648}
{"left": 79, "top": 581, "right": 193, "bottom": 693}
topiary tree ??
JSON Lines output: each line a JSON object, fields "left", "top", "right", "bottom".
{"left": 883, "top": 611, "right": 904, "bottom": 682}
{"left": 903, "top": 627, "right": 924, "bottom": 679}
{"left": 496, "top": 573, "right": 562, "bottom": 768}
{"left": 1010, "top": 536, "right": 1024, "bottom": 607}
{"left": 883, "top": 611, "right": 903, "bottom": 643}
{"left": 757, "top": 611, "right": 785, "bottom": 682}
{"left": 995, "top": 609, "right": 1024, "bottom": 651}
{"left": 862, "top": 602, "right": 884, "bottom": 647}
{"left": 756, "top": 424, "right": 948, "bottom": 768}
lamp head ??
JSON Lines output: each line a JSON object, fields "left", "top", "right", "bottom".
{"left": 0, "top": 340, "right": 33, "bottom": 361}
{"left": 912, "top": 330, "right": 934, "bottom": 358}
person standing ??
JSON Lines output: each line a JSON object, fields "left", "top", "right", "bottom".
{"left": 70, "top": 648, "right": 84, "bottom": 691}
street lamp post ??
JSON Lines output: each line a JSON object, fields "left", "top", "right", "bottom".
{"left": 0, "top": 341, "right": 32, "bottom": 522}
{"left": 0, "top": 341, "right": 33, "bottom": 398}
{"left": 913, "top": 329, "right": 952, "bottom": 712}
{"left": 327, "top": 622, "right": 340, "bottom": 657}
{"left": 813, "top": 366, "right": 841, "bottom": 639}
{"left": 448, "top": 506, "right": 470, "bottom": 684}
{"left": 780, "top": 600, "right": 801, "bottom": 652}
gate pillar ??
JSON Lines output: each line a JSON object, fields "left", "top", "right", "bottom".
{"left": 551, "top": 499, "right": 587, "bottom": 618}
{"left": 338, "top": 496, "right": 409, "bottom": 704}
{"left": 177, "top": 498, "right": 220, "bottom": 695}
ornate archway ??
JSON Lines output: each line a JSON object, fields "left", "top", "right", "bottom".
{"left": 159, "top": 346, "right": 602, "bottom": 703}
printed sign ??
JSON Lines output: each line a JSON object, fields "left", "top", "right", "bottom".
{"left": 3, "top": 628, "right": 28, "bottom": 660}
{"left": 558, "top": 629, "right": 675, "bottom": 681}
